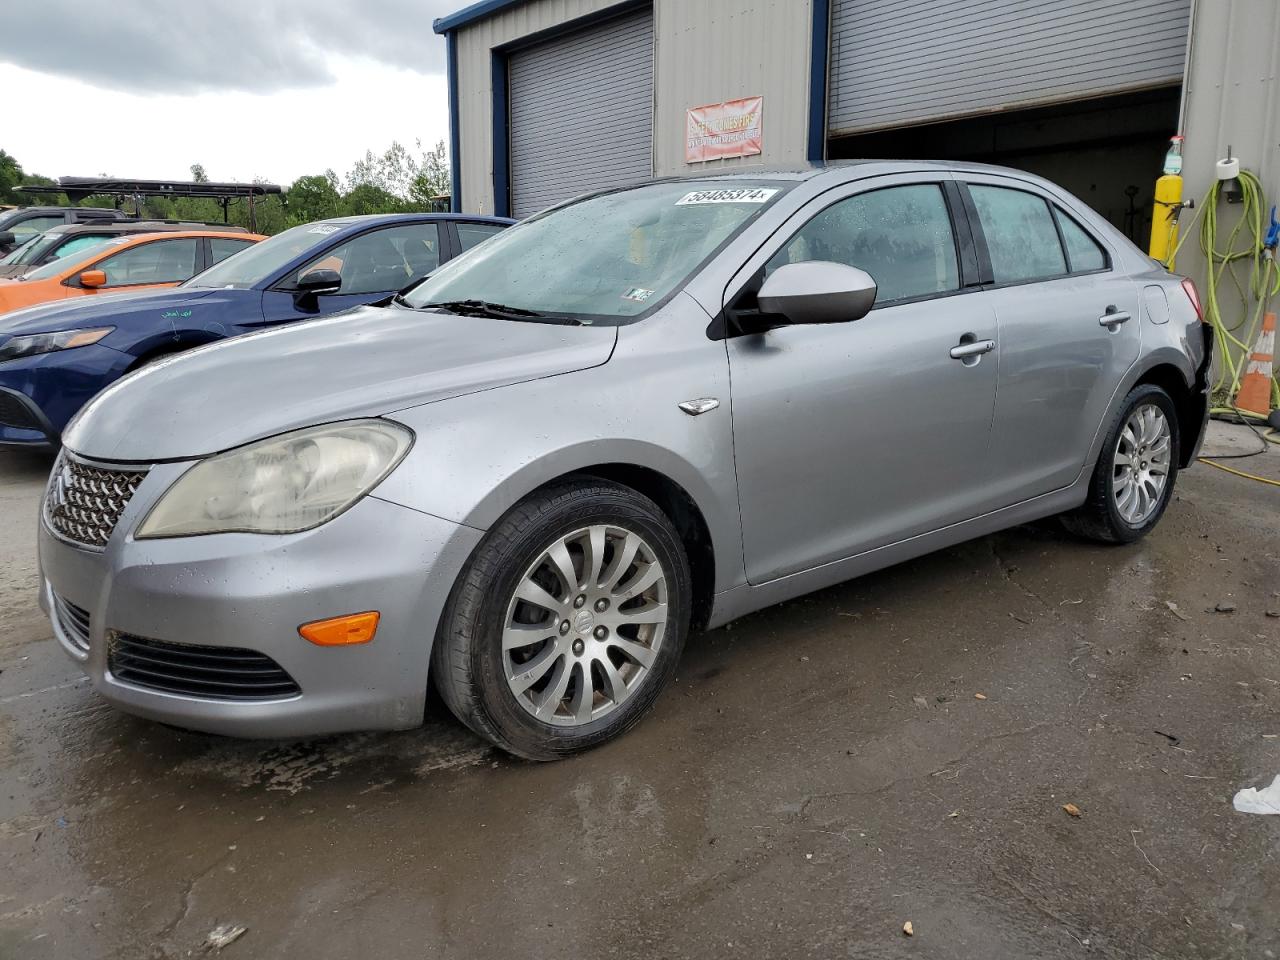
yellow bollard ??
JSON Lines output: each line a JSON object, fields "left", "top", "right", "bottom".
{"left": 1149, "top": 173, "right": 1184, "bottom": 268}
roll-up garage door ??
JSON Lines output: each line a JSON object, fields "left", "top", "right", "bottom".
{"left": 508, "top": 7, "right": 654, "bottom": 219}
{"left": 827, "top": 0, "right": 1192, "bottom": 136}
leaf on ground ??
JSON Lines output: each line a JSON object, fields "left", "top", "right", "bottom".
{"left": 1063, "top": 803, "right": 1082, "bottom": 818}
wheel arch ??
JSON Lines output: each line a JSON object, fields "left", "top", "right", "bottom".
{"left": 1132, "top": 360, "right": 1204, "bottom": 469}
{"left": 452, "top": 442, "right": 731, "bottom": 636}
{"left": 557, "top": 463, "right": 716, "bottom": 634}
{"left": 123, "top": 331, "right": 223, "bottom": 372}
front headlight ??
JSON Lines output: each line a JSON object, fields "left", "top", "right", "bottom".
{"left": 136, "top": 420, "right": 413, "bottom": 538}
{"left": 0, "top": 327, "right": 114, "bottom": 362}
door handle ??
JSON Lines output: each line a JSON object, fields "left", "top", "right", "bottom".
{"left": 1099, "top": 307, "right": 1131, "bottom": 327}
{"left": 949, "top": 339, "right": 995, "bottom": 359}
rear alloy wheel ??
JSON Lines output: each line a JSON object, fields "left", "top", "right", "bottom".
{"left": 433, "top": 480, "right": 690, "bottom": 760}
{"left": 1061, "top": 383, "right": 1180, "bottom": 543}
{"left": 1111, "top": 403, "right": 1173, "bottom": 526}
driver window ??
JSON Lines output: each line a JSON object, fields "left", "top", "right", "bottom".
{"left": 294, "top": 223, "right": 442, "bottom": 295}
{"left": 99, "top": 238, "right": 199, "bottom": 286}
{"left": 767, "top": 184, "right": 959, "bottom": 303}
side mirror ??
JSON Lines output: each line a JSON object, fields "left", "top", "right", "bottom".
{"left": 79, "top": 269, "right": 108, "bottom": 289}
{"left": 757, "top": 261, "right": 877, "bottom": 326}
{"left": 296, "top": 268, "right": 342, "bottom": 295}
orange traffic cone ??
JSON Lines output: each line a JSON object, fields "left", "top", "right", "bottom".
{"left": 1235, "top": 311, "right": 1276, "bottom": 417}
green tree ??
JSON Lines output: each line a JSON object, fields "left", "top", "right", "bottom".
{"left": 341, "top": 183, "right": 404, "bottom": 216}
{"left": 0, "top": 149, "right": 25, "bottom": 204}
{"left": 286, "top": 173, "right": 342, "bottom": 225}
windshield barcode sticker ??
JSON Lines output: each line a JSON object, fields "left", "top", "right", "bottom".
{"left": 676, "top": 187, "right": 778, "bottom": 205}
{"left": 308, "top": 224, "right": 339, "bottom": 234}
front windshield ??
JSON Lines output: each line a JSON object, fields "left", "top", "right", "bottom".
{"left": 186, "top": 221, "right": 340, "bottom": 289}
{"left": 7, "top": 232, "right": 64, "bottom": 265}
{"left": 403, "top": 180, "right": 789, "bottom": 322}
{"left": 0, "top": 237, "right": 37, "bottom": 264}
{"left": 9, "top": 231, "right": 111, "bottom": 266}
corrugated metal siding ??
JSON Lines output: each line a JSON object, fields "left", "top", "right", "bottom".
{"left": 509, "top": 9, "right": 654, "bottom": 217}
{"left": 829, "top": 0, "right": 1192, "bottom": 135}
{"left": 1180, "top": 0, "right": 1280, "bottom": 369}
{"left": 652, "top": 0, "right": 813, "bottom": 175}
{"left": 453, "top": 0, "right": 626, "bottom": 213}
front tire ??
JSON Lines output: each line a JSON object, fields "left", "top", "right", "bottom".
{"left": 1061, "top": 383, "right": 1180, "bottom": 544}
{"left": 432, "top": 479, "right": 691, "bottom": 760}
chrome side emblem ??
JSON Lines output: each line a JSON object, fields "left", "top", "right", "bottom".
{"left": 678, "top": 398, "right": 720, "bottom": 416}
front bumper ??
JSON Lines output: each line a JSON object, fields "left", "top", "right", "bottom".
{"left": 38, "top": 456, "right": 483, "bottom": 738}
{"left": 0, "top": 344, "right": 135, "bottom": 447}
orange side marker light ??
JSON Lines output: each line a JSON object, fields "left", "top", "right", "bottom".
{"left": 299, "top": 611, "right": 380, "bottom": 646}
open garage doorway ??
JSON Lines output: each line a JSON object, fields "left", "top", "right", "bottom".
{"left": 827, "top": 87, "right": 1181, "bottom": 246}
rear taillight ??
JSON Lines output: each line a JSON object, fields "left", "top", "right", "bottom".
{"left": 1181, "top": 277, "right": 1205, "bottom": 322}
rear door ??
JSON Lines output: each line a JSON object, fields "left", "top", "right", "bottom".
{"left": 726, "top": 175, "right": 1000, "bottom": 583}
{"left": 959, "top": 175, "right": 1141, "bottom": 506}
{"left": 260, "top": 222, "right": 443, "bottom": 326}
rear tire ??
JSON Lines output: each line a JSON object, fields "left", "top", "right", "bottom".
{"left": 1061, "top": 383, "right": 1180, "bottom": 544}
{"left": 432, "top": 479, "right": 691, "bottom": 760}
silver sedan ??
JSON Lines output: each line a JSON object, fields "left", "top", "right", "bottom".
{"left": 38, "top": 162, "right": 1211, "bottom": 759}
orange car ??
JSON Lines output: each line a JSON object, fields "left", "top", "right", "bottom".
{"left": 0, "top": 230, "right": 266, "bottom": 315}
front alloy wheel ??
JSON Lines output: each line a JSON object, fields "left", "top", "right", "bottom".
{"left": 504, "top": 524, "right": 669, "bottom": 726}
{"left": 433, "top": 479, "right": 690, "bottom": 760}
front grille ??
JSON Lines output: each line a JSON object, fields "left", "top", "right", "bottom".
{"left": 52, "top": 593, "right": 91, "bottom": 653}
{"left": 108, "top": 634, "right": 301, "bottom": 701}
{"left": 0, "top": 391, "right": 41, "bottom": 431}
{"left": 45, "top": 457, "right": 148, "bottom": 548}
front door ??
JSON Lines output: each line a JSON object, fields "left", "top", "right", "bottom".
{"left": 726, "top": 178, "right": 1000, "bottom": 585}
{"left": 959, "top": 177, "right": 1142, "bottom": 506}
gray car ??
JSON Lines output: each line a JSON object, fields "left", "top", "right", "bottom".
{"left": 37, "top": 162, "right": 1211, "bottom": 759}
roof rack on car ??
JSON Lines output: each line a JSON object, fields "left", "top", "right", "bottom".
{"left": 17, "top": 177, "right": 283, "bottom": 231}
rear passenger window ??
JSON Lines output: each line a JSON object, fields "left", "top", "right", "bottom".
{"left": 209, "top": 238, "right": 255, "bottom": 266}
{"left": 970, "top": 185, "right": 1066, "bottom": 284}
{"left": 1056, "top": 211, "right": 1107, "bottom": 273}
{"left": 456, "top": 222, "right": 506, "bottom": 252}
{"left": 767, "top": 184, "right": 959, "bottom": 303}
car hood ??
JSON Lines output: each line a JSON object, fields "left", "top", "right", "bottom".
{"left": 0, "top": 287, "right": 223, "bottom": 339}
{"left": 64, "top": 303, "right": 618, "bottom": 461}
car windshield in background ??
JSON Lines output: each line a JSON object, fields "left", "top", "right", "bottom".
{"left": 8, "top": 231, "right": 111, "bottom": 266}
{"left": 185, "top": 222, "right": 340, "bottom": 289}
{"left": 0, "top": 237, "right": 37, "bottom": 264}
{"left": 402, "top": 181, "right": 789, "bottom": 322}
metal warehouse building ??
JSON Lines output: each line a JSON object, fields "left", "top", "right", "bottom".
{"left": 435, "top": 0, "right": 1278, "bottom": 259}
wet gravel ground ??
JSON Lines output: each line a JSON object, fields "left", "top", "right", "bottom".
{"left": 1, "top": 425, "right": 1277, "bottom": 959}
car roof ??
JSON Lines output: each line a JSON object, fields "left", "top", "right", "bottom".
{"left": 313, "top": 213, "right": 516, "bottom": 227}
{"left": 36, "top": 221, "right": 249, "bottom": 237}
{"left": 33, "top": 230, "right": 265, "bottom": 274}
{"left": 655, "top": 159, "right": 1060, "bottom": 184}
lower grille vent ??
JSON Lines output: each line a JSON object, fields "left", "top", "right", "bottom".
{"left": 108, "top": 634, "right": 301, "bottom": 701}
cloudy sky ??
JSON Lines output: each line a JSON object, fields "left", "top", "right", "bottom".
{"left": 1, "top": 0, "right": 458, "bottom": 186}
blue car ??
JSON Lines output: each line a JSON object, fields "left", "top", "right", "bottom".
{"left": 0, "top": 213, "right": 513, "bottom": 447}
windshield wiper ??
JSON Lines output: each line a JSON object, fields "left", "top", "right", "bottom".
{"left": 420, "top": 299, "right": 584, "bottom": 325}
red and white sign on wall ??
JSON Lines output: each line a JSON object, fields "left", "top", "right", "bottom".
{"left": 685, "top": 96, "right": 763, "bottom": 164}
